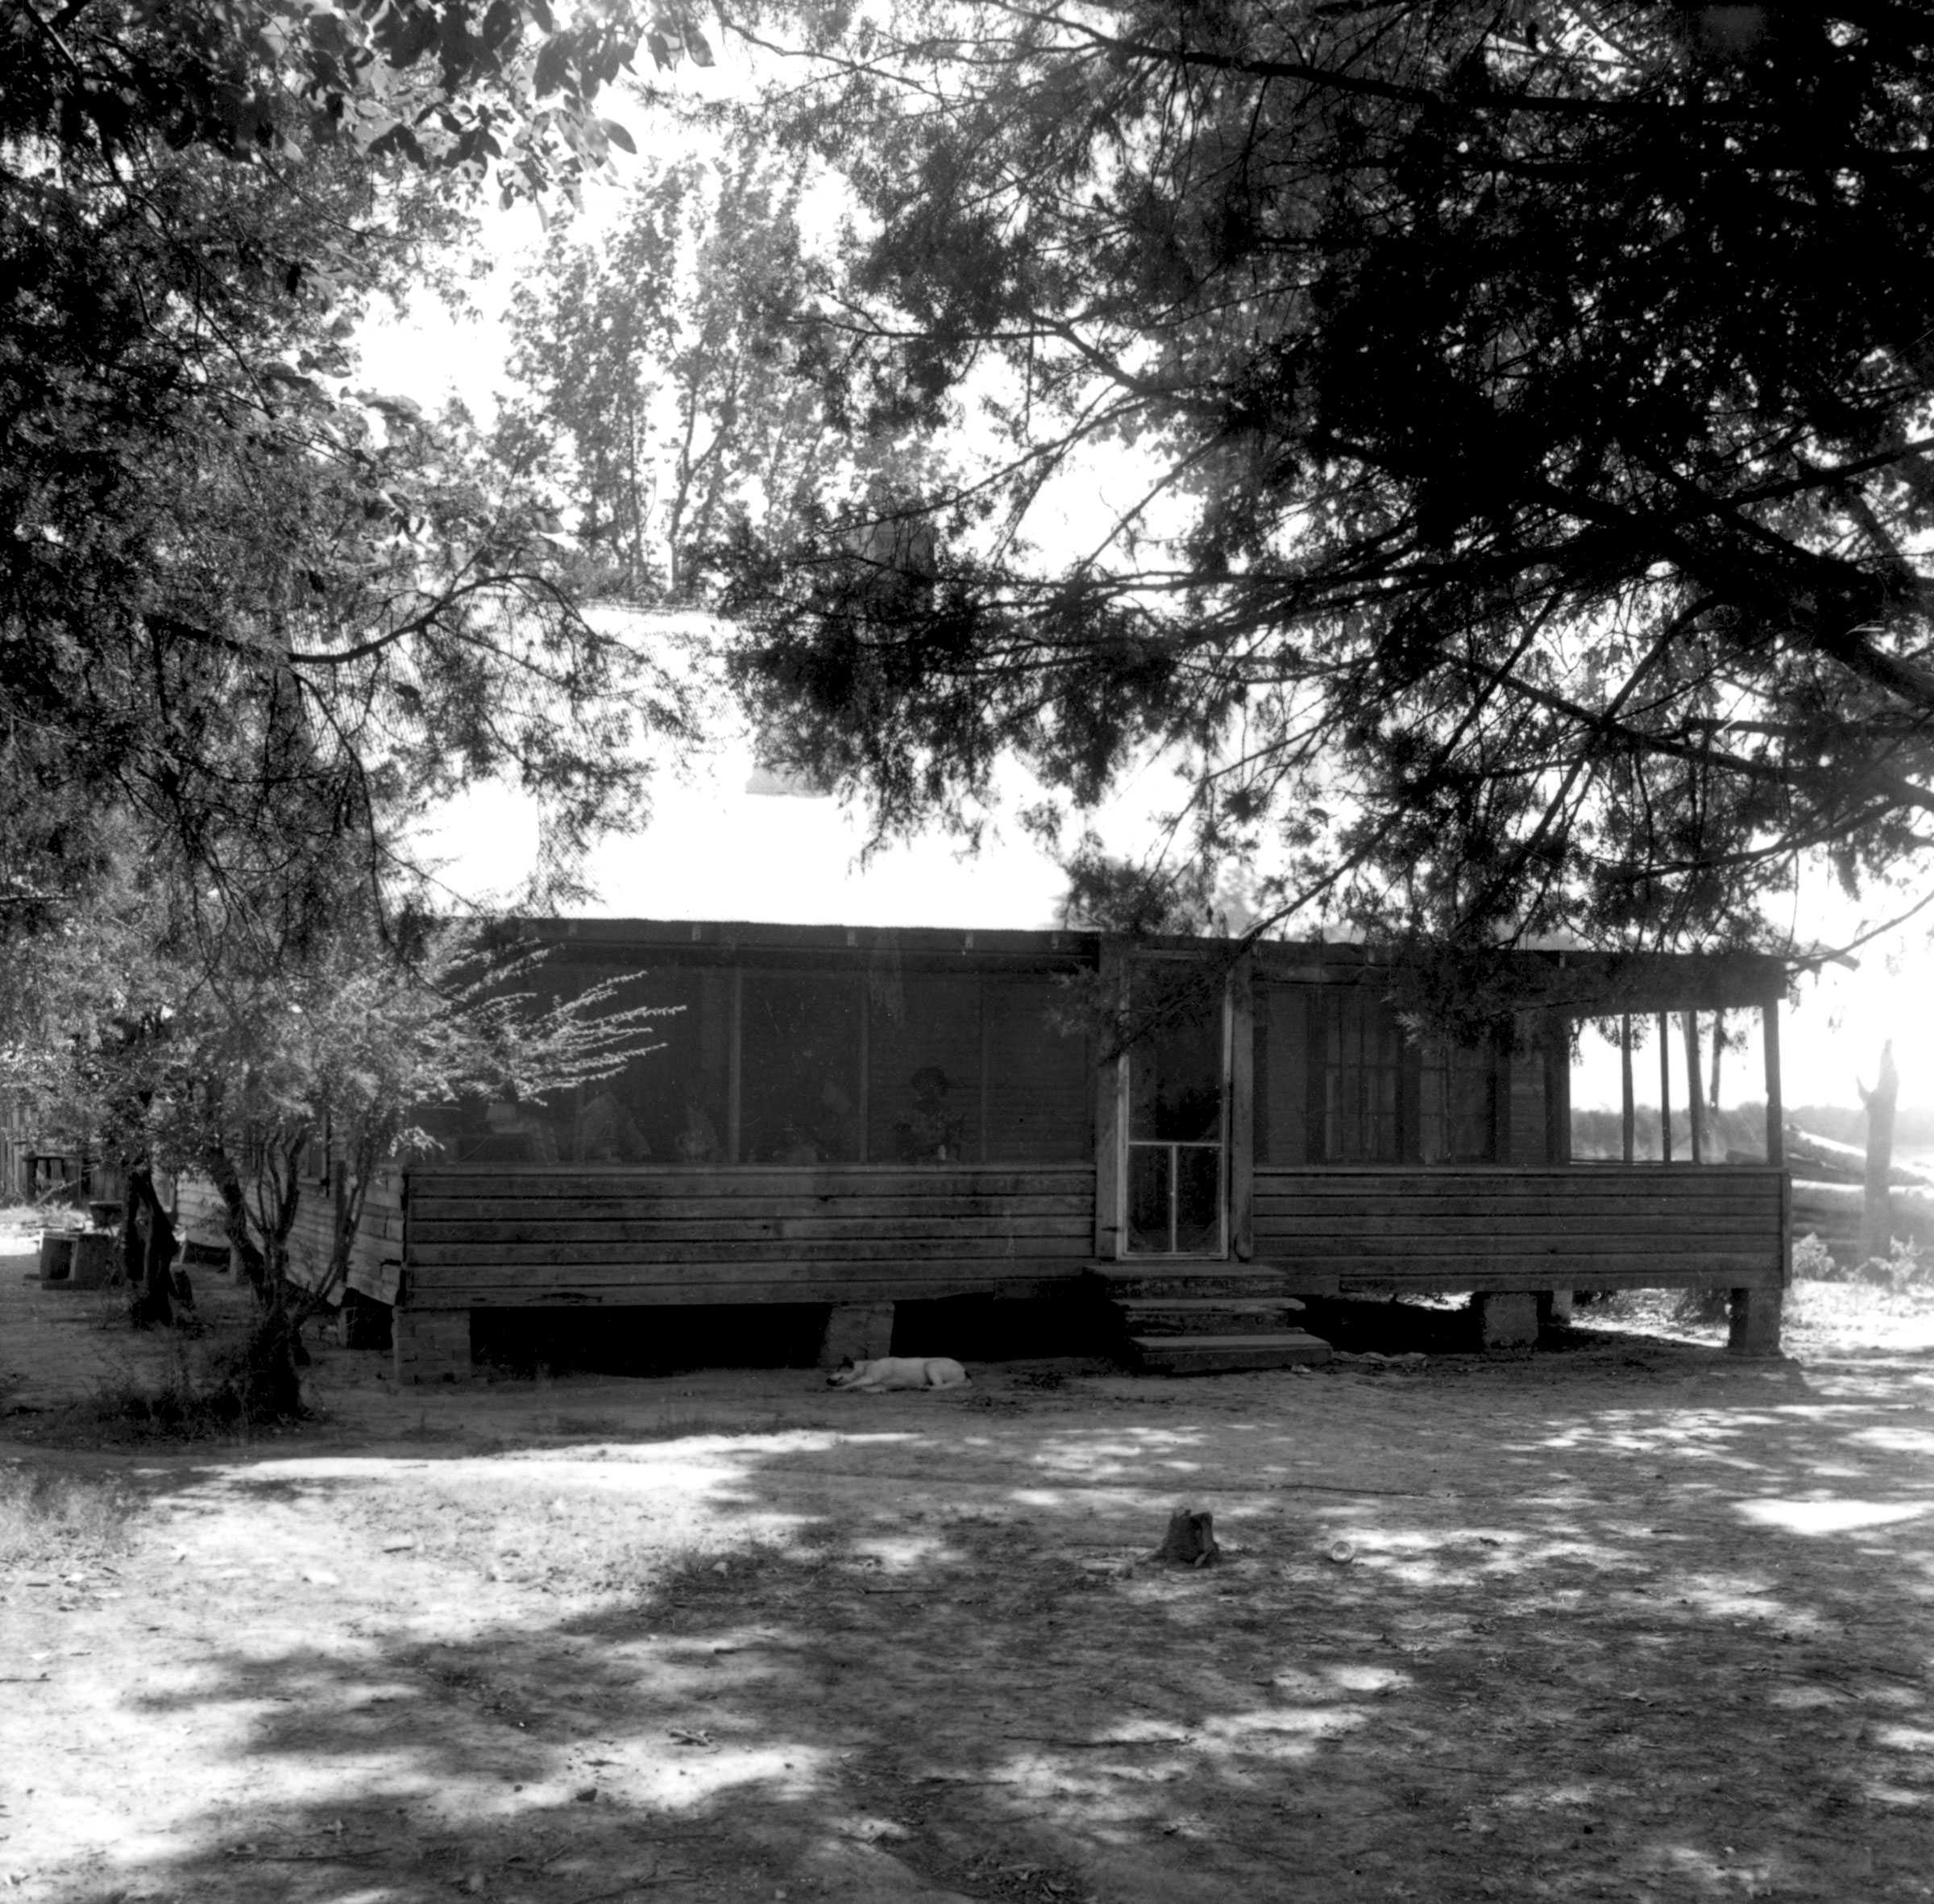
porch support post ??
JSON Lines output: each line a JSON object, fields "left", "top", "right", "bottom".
{"left": 393, "top": 1306, "right": 471, "bottom": 1383}
{"left": 726, "top": 969, "right": 743, "bottom": 1164}
{"left": 820, "top": 1302, "right": 898, "bottom": 1371}
{"left": 1545, "top": 1013, "right": 1571, "bottom": 1164}
{"left": 1475, "top": 1291, "right": 1539, "bottom": 1354}
{"left": 1657, "top": 1013, "right": 1674, "bottom": 1164}
{"left": 1728, "top": 991, "right": 1789, "bottom": 1358}
{"left": 1228, "top": 951, "right": 1255, "bottom": 1260}
{"left": 1728, "top": 1288, "right": 1783, "bottom": 1357}
{"left": 1620, "top": 1015, "right": 1636, "bottom": 1164}
{"left": 1683, "top": 1011, "right": 1706, "bottom": 1164}
{"left": 1094, "top": 940, "right": 1127, "bottom": 1259}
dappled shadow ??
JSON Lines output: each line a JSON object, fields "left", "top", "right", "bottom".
{"left": 12, "top": 1342, "right": 1934, "bottom": 1904}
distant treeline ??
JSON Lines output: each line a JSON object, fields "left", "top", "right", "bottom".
{"left": 1785, "top": 1102, "right": 1934, "bottom": 1147}
{"left": 1572, "top": 1103, "right": 1774, "bottom": 1161}
{"left": 1572, "top": 1101, "right": 1934, "bottom": 1162}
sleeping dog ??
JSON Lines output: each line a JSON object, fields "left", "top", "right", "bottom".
{"left": 827, "top": 1355, "right": 971, "bottom": 1392}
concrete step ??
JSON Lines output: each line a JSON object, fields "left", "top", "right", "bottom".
{"left": 1129, "top": 1330, "right": 1334, "bottom": 1375}
{"left": 1118, "top": 1296, "right": 1307, "bottom": 1336}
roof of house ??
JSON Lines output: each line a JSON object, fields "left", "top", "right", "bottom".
{"left": 512, "top": 918, "right": 1787, "bottom": 1013}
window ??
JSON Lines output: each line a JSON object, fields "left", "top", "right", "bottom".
{"left": 1418, "top": 1039, "right": 1498, "bottom": 1164}
{"left": 1255, "top": 981, "right": 1500, "bottom": 1166}
{"left": 1318, "top": 989, "right": 1405, "bottom": 1163}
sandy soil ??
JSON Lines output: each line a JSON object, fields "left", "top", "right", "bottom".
{"left": 4, "top": 1209, "right": 1933, "bottom": 1904}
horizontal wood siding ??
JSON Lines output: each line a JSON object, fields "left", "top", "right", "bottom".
{"left": 403, "top": 1164, "right": 1096, "bottom": 1309}
{"left": 1254, "top": 1166, "right": 1786, "bottom": 1292}
{"left": 176, "top": 1167, "right": 405, "bottom": 1305}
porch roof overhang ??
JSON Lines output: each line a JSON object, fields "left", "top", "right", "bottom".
{"left": 506, "top": 917, "right": 1787, "bottom": 1014}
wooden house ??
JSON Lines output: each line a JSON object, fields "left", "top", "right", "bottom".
{"left": 390, "top": 919, "right": 1792, "bottom": 1380}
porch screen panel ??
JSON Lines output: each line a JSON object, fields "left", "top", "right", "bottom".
{"left": 740, "top": 972, "right": 864, "bottom": 1164}
{"left": 603, "top": 967, "right": 732, "bottom": 1164}
{"left": 1254, "top": 983, "right": 1313, "bottom": 1166}
{"left": 1507, "top": 1038, "right": 1550, "bottom": 1164}
{"left": 983, "top": 979, "right": 1090, "bottom": 1162}
{"left": 1318, "top": 989, "right": 1405, "bottom": 1164}
{"left": 868, "top": 973, "right": 982, "bottom": 1163}
{"left": 1417, "top": 1039, "right": 1498, "bottom": 1164}
{"left": 438, "top": 959, "right": 602, "bottom": 1165}
{"left": 470, "top": 965, "right": 733, "bottom": 1167}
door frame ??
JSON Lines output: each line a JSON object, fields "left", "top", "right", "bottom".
{"left": 1114, "top": 952, "right": 1234, "bottom": 1259}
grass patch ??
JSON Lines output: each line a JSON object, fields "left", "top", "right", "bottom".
{"left": 0, "top": 1466, "right": 140, "bottom": 1569}
{"left": 52, "top": 1311, "right": 310, "bottom": 1443}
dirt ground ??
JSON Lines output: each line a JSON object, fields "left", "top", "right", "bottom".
{"left": 4, "top": 1210, "right": 1933, "bottom": 1904}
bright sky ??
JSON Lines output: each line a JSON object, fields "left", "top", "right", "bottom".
{"left": 365, "top": 132, "right": 1934, "bottom": 1120}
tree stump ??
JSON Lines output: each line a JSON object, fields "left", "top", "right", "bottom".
{"left": 1860, "top": 1041, "right": 1899, "bottom": 1271}
{"left": 1152, "top": 1506, "right": 1220, "bottom": 1567}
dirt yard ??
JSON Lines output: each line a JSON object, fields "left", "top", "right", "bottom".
{"left": 4, "top": 1211, "right": 1933, "bottom": 1904}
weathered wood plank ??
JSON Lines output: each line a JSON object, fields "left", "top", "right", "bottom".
{"left": 1255, "top": 1206, "right": 1780, "bottom": 1231}
{"left": 409, "top": 1167, "right": 1093, "bottom": 1200}
{"left": 409, "top": 1234, "right": 1098, "bottom": 1267}
{"left": 408, "top": 1213, "right": 1094, "bottom": 1247}
{"left": 413, "top": 1256, "right": 1086, "bottom": 1286}
{"left": 1337, "top": 1263, "right": 1783, "bottom": 1294}
{"left": 1255, "top": 1184, "right": 1784, "bottom": 1208}
{"left": 1250, "top": 1213, "right": 1780, "bottom": 1241}
{"left": 1248, "top": 1234, "right": 1782, "bottom": 1262}
{"left": 406, "top": 1193, "right": 1093, "bottom": 1226}
{"left": 446, "top": 1274, "right": 1077, "bottom": 1307}
{"left": 1253, "top": 1166, "right": 1782, "bottom": 1189}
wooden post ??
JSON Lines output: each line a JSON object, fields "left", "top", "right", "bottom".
{"left": 1620, "top": 1015, "right": 1636, "bottom": 1164}
{"left": 1094, "top": 941, "right": 1127, "bottom": 1259}
{"left": 1762, "top": 996, "right": 1784, "bottom": 1168}
{"left": 1730, "top": 989, "right": 1791, "bottom": 1355}
{"left": 854, "top": 970, "right": 870, "bottom": 1163}
{"left": 1546, "top": 1017, "right": 1571, "bottom": 1164}
{"left": 976, "top": 973, "right": 990, "bottom": 1164}
{"left": 1683, "top": 1011, "right": 1705, "bottom": 1165}
{"left": 1227, "top": 952, "right": 1255, "bottom": 1260}
{"left": 1657, "top": 1013, "right": 1673, "bottom": 1164}
{"left": 726, "top": 969, "right": 743, "bottom": 1164}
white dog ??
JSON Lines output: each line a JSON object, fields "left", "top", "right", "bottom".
{"left": 827, "top": 1356, "right": 971, "bottom": 1392}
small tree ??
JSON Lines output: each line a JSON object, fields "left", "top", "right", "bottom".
{"left": 3, "top": 882, "right": 670, "bottom": 1418}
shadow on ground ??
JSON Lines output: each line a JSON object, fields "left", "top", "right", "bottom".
{"left": 6, "top": 1329, "right": 1932, "bottom": 1904}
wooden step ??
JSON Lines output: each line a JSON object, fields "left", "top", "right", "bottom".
{"left": 1089, "top": 1267, "right": 1301, "bottom": 1300}
{"left": 1118, "top": 1296, "right": 1307, "bottom": 1336}
{"left": 1129, "top": 1330, "right": 1334, "bottom": 1375}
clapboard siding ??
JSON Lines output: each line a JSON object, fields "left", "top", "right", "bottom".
{"left": 404, "top": 1163, "right": 1096, "bottom": 1307}
{"left": 1253, "top": 1166, "right": 1787, "bottom": 1292}
{"left": 176, "top": 1165, "right": 405, "bottom": 1304}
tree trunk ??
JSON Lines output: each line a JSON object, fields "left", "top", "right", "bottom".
{"left": 202, "top": 1145, "right": 267, "bottom": 1295}
{"left": 123, "top": 1162, "right": 181, "bottom": 1329}
{"left": 242, "top": 1277, "right": 308, "bottom": 1421}
{"left": 1859, "top": 1042, "right": 1899, "bottom": 1269}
